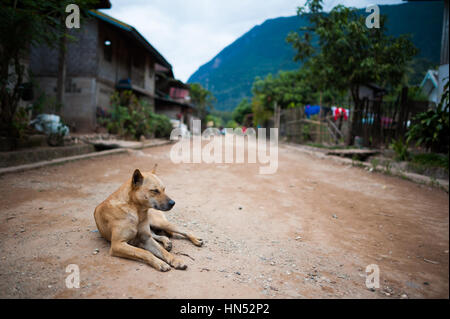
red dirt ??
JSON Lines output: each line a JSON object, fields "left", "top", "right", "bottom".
{"left": 0, "top": 143, "right": 448, "bottom": 298}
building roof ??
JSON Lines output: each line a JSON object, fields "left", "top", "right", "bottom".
{"left": 420, "top": 69, "right": 439, "bottom": 89}
{"left": 89, "top": 10, "right": 172, "bottom": 70}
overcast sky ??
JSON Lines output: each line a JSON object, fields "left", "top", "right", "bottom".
{"left": 101, "top": 0, "right": 404, "bottom": 82}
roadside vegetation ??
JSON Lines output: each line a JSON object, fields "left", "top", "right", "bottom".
{"left": 99, "top": 91, "right": 172, "bottom": 140}
{"left": 189, "top": 83, "right": 216, "bottom": 130}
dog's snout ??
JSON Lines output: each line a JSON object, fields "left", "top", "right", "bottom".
{"left": 168, "top": 199, "right": 175, "bottom": 208}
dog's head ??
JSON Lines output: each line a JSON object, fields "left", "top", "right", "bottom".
{"left": 129, "top": 165, "right": 175, "bottom": 211}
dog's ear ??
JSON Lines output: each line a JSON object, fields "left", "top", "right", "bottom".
{"left": 151, "top": 164, "right": 158, "bottom": 174}
{"left": 132, "top": 169, "right": 144, "bottom": 188}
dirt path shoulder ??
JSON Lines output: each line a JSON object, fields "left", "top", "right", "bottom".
{"left": 0, "top": 143, "right": 448, "bottom": 298}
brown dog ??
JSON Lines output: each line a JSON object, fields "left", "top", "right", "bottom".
{"left": 94, "top": 166, "right": 203, "bottom": 272}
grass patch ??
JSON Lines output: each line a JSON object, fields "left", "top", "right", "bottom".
{"left": 411, "top": 153, "right": 449, "bottom": 169}
{"left": 407, "top": 153, "right": 449, "bottom": 178}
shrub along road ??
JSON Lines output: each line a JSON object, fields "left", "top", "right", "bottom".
{"left": 0, "top": 143, "right": 448, "bottom": 298}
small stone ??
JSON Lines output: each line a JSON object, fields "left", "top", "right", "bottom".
{"left": 235, "top": 271, "right": 241, "bottom": 275}
{"left": 423, "top": 282, "right": 430, "bottom": 286}
{"left": 93, "top": 248, "right": 99, "bottom": 255}
{"left": 238, "top": 206, "right": 243, "bottom": 210}
{"left": 295, "top": 236, "right": 302, "bottom": 241}
{"left": 332, "top": 214, "right": 338, "bottom": 219}
{"left": 401, "top": 294, "right": 408, "bottom": 299}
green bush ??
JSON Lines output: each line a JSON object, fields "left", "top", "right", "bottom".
{"left": 411, "top": 153, "right": 449, "bottom": 168}
{"left": 205, "top": 114, "right": 223, "bottom": 127}
{"left": 411, "top": 153, "right": 449, "bottom": 173}
{"left": 406, "top": 80, "right": 449, "bottom": 153}
{"left": 101, "top": 91, "right": 173, "bottom": 140}
{"left": 232, "top": 98, "right": 252, "bottom": 124}
{"left": 225, "top": 120, "right": 239, "bottom": 129}
{"left": 407, "top": 153, "right": 449, "bottom": 178}
{"left": 390, "top": 138, "right": 410, "bottom": 161}
{"left": 149, "top": 112, "right": 173, "bottom": 138}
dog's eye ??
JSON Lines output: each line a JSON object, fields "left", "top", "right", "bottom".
{"left": 150, "top": 189, "right": 160, "bottom": 194}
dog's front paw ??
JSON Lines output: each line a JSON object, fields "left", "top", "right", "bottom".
{"left": 156, "top": 261, "right": 171, "bottom": 272}
{"left": 171, "top": 257, "right": 188, "bottom": 270}
{"left": 192, "top": 237, "right": 204, "bottom": 247}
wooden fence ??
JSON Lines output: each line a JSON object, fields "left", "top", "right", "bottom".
{"left": 352, "top": 93, "right": 428, "bottom": 147}
{"left": 274, "top": 89, "right": 429, "bottom": 147}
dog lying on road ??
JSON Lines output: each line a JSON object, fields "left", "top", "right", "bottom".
{"left": 94, "top": 166, "right": 203, "bottom": 271}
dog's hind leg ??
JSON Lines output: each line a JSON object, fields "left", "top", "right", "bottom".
{"left": 150, "top": 229, "right": 172, "bottom": 251}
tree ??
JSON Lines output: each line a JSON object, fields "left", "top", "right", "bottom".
{"left": 252, "top": 70, "right": 316, "bottom": 111}
{"left": 232, "top": 98, "right": 252, "bottom": 125}
{"left": 0, "top": 0, "right": 96, "bottom": 138}
{"left": 287, "top": 0, "right": 418, "bottom": 145}
{"left": 250, "top": 67, "right": 346, "bottom": 126}
{"left": 189, "top": 83, "right": 216, "bottom": 129}
{"left": 205, "top": 114, "right": 223, "bottom": 128}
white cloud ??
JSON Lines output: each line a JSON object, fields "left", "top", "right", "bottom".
{"left": 102, "top": 0, "right": 403, "bottom": 82}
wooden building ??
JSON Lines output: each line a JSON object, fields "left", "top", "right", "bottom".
{"left": 29, "top": 8, "right": 172, "bottom": 132}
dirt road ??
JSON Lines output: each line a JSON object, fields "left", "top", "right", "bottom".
{"left": 0, "top": 142, "right": 448, "bottom": 298}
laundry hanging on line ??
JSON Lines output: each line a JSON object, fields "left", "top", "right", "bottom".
{"left": 304, "top": 105, "right": 321, "bottom": 119}
{"left": 331, "top": 106, "right": 350, "bottom": 121}
{"left": 304, "top": 105, "right": 350, "bottom": 120}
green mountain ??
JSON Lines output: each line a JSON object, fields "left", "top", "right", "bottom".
{"left": 188, "top": 1, "right": 444, "bottom": 111}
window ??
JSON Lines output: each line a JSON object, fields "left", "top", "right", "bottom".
{"left": 103, "top": 39, "right": 112, "bottom": 62}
